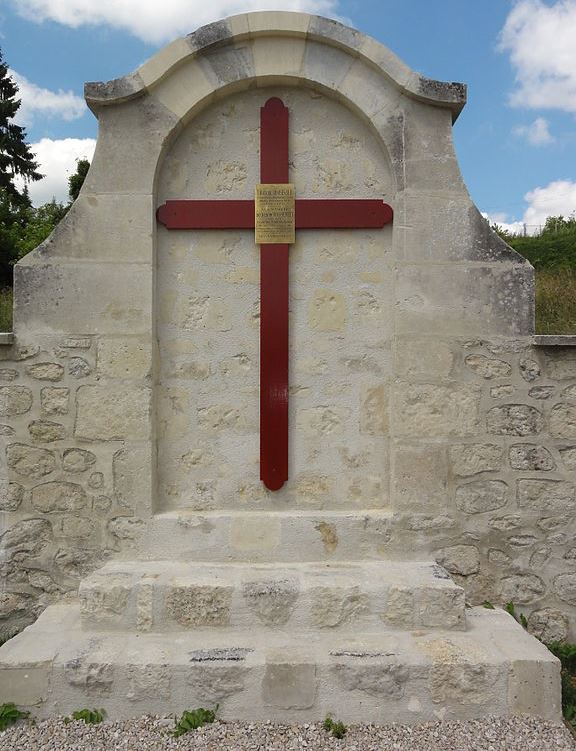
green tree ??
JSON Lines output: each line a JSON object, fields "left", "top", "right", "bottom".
{"left": 68, "top": 158, "right": 90, "bottom": 202}
{"left": 15, "top": 199, "right": 67, "bottom": 259}
{"left": 0, "top": 49, "right": 42, "bottom": 201}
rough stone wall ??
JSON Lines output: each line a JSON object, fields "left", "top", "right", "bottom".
{"left": 0, "top": 335, "right": 153, "bottom": 637}
{"left": 390, "top": 337, "right": 576, "bottom": 643}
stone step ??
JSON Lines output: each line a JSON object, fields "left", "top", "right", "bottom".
{"left": 78, "top": 560, "right": 466, "bottom": 633}
{"left": 138, "top": 509, "right": 416, "bottom": 562}
{"left": 0, "top": 601, "right": 560, "bottom": 723}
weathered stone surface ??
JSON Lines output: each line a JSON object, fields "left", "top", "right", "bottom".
{"left": 0, "top": 368, "right": 18, "bottom": 381}
{"left": 68, "top": 357, "right": 92, "bottom": 378}
{"left": 27, "top": 570, "right": 59, "bottom": 593}
{"left": 519, "top": 358, "right": 541, "bottom": 382}
{"left": 559, "top": 446, "right": 576, "bottom": 470}
{"left": 98, "top": 338, "right": 151, "bottom": 379}
{"left": 429, "top": 661, "right": 495, "bottom": 704}
{"left": 0, "top": 592, "right": 31, "bottom": 620}
{"left": 263, "top": 663, "right": 316, "bottom": 709}
{"left": 464, "top": 354, "right": 511, "bottom": 379}
{"left": 488, "top": 549, "right": 512, "bottom": 566}
{"left": 113, "top": 446, "right": 150, "bottom": 509}
{"left": 107, "top": 516, "right": 145, "bottom": 540}
{"left": 197, "top": 405, "right": 242, "bottom": 432}
{"left": 554, "top": 573, "right": 576, "bottom": 606}
{"left": 528, "top": 386, "right": 555, "bottom": 400}
{"left": 54, "top": 548, "right": 109, "bottom": 578}
{"left": 549, "top": 403, "right": 576, "bottom": 438}
{"left": 308, "top": 290, "right": 346, "bottom": 331}
{"left": 395, "top": 339, "right": 454, "bottom": 378}
{"left": 31, "top": 481, "right": 87, "bottom": 513}
{"left": 360, "top": 384, "right": 387, "bottom": 435}
{"left": 0, "top": 424, "right": 14, "bottom": 436}
{"left": 527, "top": 608, "right": 569, "bottom": 643}
{"left": 65, "top": 659, "right": 114, "bottom": 695}
{"left": 28, "top": 420, "right": 66, "bottom": 442}
{"left": 0, "top": 518, "right": 52, "bottom": 558}
{"left": 486, "top": 405, "right": 543, "bottom": 436}
{"left": 61, "top": 515, "right": 95, "bottom": 538}
{"left": 490, "top": 385, "right": 514, "bottom": 398}
{"left": 546, "top": 355, "right": 576, "bottom": 380}
{"left": 89, "top": 472, "right": 105, "bottom": 489}
{"left": 75, "top": 385, "right": 151, "bottom": 440}
{"left": 185, "top": 665, "right": 247, "bottom": 701}
{"left": 334, "top": 663, "right": 408, "bottom": 697}
{"left": 0, "top": 482, "right": 23, "bottom": 511}
{"left": 310, "top": 586, "right": 369, "bottom": 627}
{"left": 500, "top": 574, "right": 546, "bottom": 604}
{"left": 297, "top": 407, "right": 347, "bottom": 436}
{"left": 26, "top": 362, "right": 64, "bottom": 381}
{"left": 166, "top": 585, "right": 232, "bottom": 626}
{"left": 489, "top": 514, "right": 522, "bottom": 531}
{"left": 455, "top": 480, "right": 508, "bottom": 514}
{"left": 393, "top": 384, "right": 480, "bottom": 437}
{"left": 435, "top": 545, "right": 480, "bottom": 576}
{"left": 63, "top": 448, "right": 97, "bottom": 473}
{"left": 126, "top": 665, "right": 171, "bottom": 701}
{"left": 81, "top": 575, "right": 131, "bottom": 619}
{"left": 7, "top": 443, "right": 56, "bottom": 478}
{"left": 0, "top": 386, "right": 32, "bottom": 416}
{"left": 242, "top": 579, "right": 299, "bottom": 626}
{"left": 509, "top": 444, "right": 555, "bottom": 471}
{"left": 517, "top": 479, "right": 575, "bottom": 513}
{"left": 449, "top": 444, "right": 502, "bottom": 476}
{"left": 40, "top": 387, "right": 69, "bottom": 415}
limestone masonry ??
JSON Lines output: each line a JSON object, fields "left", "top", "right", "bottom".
{"left": 0, "top": 11, "right": 570, "bottom": 722}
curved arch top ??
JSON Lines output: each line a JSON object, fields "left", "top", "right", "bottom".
{"left": 84, "top": 11, "right": 466, "bottom": 121}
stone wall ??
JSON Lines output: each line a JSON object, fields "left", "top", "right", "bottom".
{"left": 1, "top": 12, "right": 575, "bottom": 646}
{"left": 0, "top": 335, "right": 152, "bottom": 637}
{"left": 3, "top": 334, "right": 576, "bottom": 641}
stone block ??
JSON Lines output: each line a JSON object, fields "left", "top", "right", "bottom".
{"left": 517, "top": 479, "right": 575, "bottom": 513}
{"left": 395, "top": 338, "right": 454, "bottom": 379}
{"left": 63, "top": 448, "right": 97, "bottom": 473}
{"left": 40, "top": 387, "right": 69, "bottom": 416}
{"left": 392, "top": 444, "right": 448, "bottom": 511}
{"left": 97, "top": 338, "right": 152, "bottom": 379}
{"left": 28, "top": 420, "right": 66, "bottom": 443}
{"left": 6, "top": 443, "right": 56, "bottom": 478}
{"left": 393, "top": 383, "right": 480, "bottom": 437}
{"left": 435, "top": 545, "right": 480, "bottom": 576}
{"left": 242, "top": 579, "right": 299, "bottom": 626}
{"left": 25, "top": 363, "right": 64, "bottom": 381}
{"left": 449, "top": 443, "right": 503, "bottom": 476}
{"left": 509, "top": 445, "right": 555, "bottom": 471}
{"left": 549, "top": 403, "right": 576, "bottom": 438}
{"left": 455, "top": 480, "right": 509, "bottom": 514}
{"left": 486, "top": 405, "right": 543, "bottom": 436}
{"left": 31, "top": 481, "right": 87, "bottom": 513}
{"left": 360, "top": 384, "right": 388, "bottom": 435}
{"left": 262, "top": 661, "right": 316, "bottom": 709}
{"left": 165, "top": 585, "right": 233, "bottom": 626}
{"left": 0, "top": 385, "right": 33, "bottom": 417}
{"left": 75, "top": 385, "right": 151, "bottom": 441}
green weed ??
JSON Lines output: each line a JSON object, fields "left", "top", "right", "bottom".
{"left": 0, "top": 288, "right": 12, "bottom": 332}
{"left": 323, "top": 715, "right": 347, "bottom": 739}
{"left": 172, "top": 706, "right": 218, "bottom": 737}
{"left": 63, "top": 708, "right": 105, "bottom": 725}
{"left": 0, "top": 703, "right": 30, "bottom": 731}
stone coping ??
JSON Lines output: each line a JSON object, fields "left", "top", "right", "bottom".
{"left": 84, "top": 12, "right": 466, "bottom": 119}
{"left": 533, "top": 335, "right": 576, "bottom": 347}
{"left": 0, "top": 332, "right": 14, "bottom": 345}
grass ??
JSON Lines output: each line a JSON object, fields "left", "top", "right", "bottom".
{"left": 0, "top": 288, "right": 12, "bottom": 332}
{"left": 536, "top": 268, "right": 576, "bottom": 335}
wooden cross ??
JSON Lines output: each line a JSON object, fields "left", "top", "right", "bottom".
{"left": 157, "top": 97, "right": 393, "bottom": 492}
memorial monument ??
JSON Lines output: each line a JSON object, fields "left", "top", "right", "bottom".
{"left": 0, "top": 11, "right": 570, "bottom": 722}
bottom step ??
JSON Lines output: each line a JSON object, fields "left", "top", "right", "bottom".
{"left": 0, "top": 601, "right": 561, "bottom": 724}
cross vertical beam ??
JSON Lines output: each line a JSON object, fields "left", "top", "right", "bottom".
{"left": 259, "top": 97, "right": 290, "bottom": 491}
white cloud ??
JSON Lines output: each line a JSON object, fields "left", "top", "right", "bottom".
{"left": 524, "top": 179, "right": 576, "bottom": 225}
{"left": 11, "top": 0, "right": 342, "bottom": 44}
{"left": 10, "top": 69, "right": 86, "bottom": 126}
{"left": 15, "top": 138, "right": 96, "bottom": 206}
{"left": 484, "top": 178, "right": 576, "bottom": 234}
{"left": 499, "top": 0, "right": 576, "bottom": 112}
{"left": 513, "top": 117, "right": 554, "bottom": 145}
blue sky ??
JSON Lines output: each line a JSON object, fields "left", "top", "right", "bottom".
{"left": 1, "top": 0, "right": 575, "bottom": 232}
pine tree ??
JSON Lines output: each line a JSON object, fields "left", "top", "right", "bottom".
{"left": 0, "top": 48, "right": 42, "bottom": 202}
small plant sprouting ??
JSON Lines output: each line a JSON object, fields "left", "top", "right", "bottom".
{"left": 172, "top": 705, "right": 218, "bottom": 737}
{"left": 0, "top": 703, "right": 30, "bottom": 731}
{"left": 505, "top": 602, "right": 528, "bottom": 630}
{"left": 482, "top": 601, "right": 495, "bottom": 609}
{"left": 323, "top": 714, "right": 347, "bottom": 739}
{"left": 63, "top": 708, "right": 106, "bottom": 725}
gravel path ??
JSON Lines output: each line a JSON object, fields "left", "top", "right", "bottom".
{"left": 0, "top": 715, "right": 574, "bottom": 751}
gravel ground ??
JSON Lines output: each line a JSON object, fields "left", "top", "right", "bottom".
{"left": 0, "top": 715, "right": 574, "bottom": 751}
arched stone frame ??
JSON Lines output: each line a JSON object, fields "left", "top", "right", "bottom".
{"left": 10, "top": 12, "right": 534, "bottom": 524}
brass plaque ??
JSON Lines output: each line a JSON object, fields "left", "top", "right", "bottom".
{"left": 255, "top": 184, "right": 295, "bottom": 245}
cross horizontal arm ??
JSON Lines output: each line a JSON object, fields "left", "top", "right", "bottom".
{"left": 156, "top": 199, "right": 393, "bottom": 230}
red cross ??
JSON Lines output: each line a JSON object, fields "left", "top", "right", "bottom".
{"left": 157, "top": 97, "right": 393, "bottom": 492}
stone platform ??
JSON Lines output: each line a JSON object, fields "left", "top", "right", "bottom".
{"left": 0, "top": 600, "right": 560, "bottom": 723}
